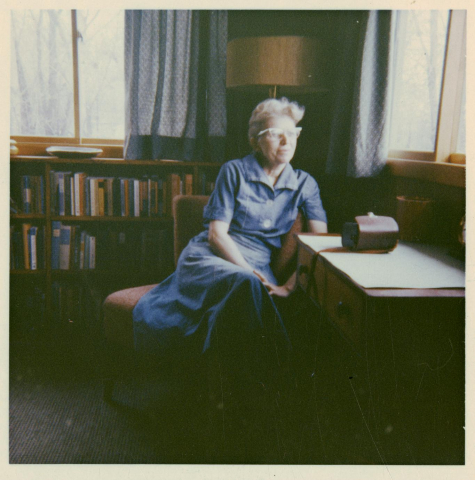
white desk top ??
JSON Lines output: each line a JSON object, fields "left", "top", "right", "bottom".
{"left": 298, "top": 235, "right": 465, "bottom": 289}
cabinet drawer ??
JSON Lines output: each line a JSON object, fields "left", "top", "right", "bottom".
{"left": 323, "top": 267, "right": 365, "bottom": 351}
{"left": 297, "top": 244, "right": 325, "bottom": 306}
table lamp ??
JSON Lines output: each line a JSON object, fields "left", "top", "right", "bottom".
{"left": 226, "top": 36, "right": 326, "bottom": 98}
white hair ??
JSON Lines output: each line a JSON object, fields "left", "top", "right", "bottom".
{"left": 248, "top": 97, "right": 305, "bottom": 142}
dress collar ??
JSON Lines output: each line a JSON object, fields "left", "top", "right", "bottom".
{"left": 243, "top": 153, "right": 299, "bottom": 191}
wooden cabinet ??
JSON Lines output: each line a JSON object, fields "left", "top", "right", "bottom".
{"left": 297, "top": 235, "right": 465, "bottom": 464}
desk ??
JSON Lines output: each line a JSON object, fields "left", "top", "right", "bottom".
{"left": 296, "top": 234, "right": 465, "bottom": 464}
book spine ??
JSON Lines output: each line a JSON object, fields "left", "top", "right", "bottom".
{"left": 128, "top": 179, "right": 134, "bottom": 217}
{"left": 124, "top": 179, "right": 130, "bottom": 217}
{"left": 90, "top": 178, "right": 96, "bottom": 216}
{"left": 200, "top": 172, "right": 206, "bottom": 195}
{"left": 185, "top": 173, "right": 193, "bottom": 195}
{"left": 85, "top": 176, "right": 90, "bottom": 216}
{"left": 70, "top": 176, "right": 75, "bottom": 216}
{"left": 74, "top": 173, "right": 80, "bottom": 216}
{"left": 59, "top": 225, "right": 71, "bottom": 270}
{"left": 107, "top": 178, "right": 113, "bottom": 216}
{"left": 64, "top": 173, "right": 71, "bottom": 216}
{"left": 50, "top": 171, "right": 58, "bottom": 215}
{"left": 39, "top": 176, "right": 45, "bottom": 214}
{"left": 113, "top": 178, "right": 121, "bottom": 216}
{"left": 134, "top": 179, "right": 140, "bottom": 217}
{"left": 144, "top": 178, "right": 149, "bottom": 216}
{"left": 120, "top": 179, "right": 125, "bottom": 216}
{"left": 138, "top": 179, "right": 143, "bottom": 217}
{"left": 21, "top": 176, "right": 31, "bottom": 214}
{"left": 22, "top": 223, "right": 31, "bottom": 270}
{"left": 58, "top": 172, "right": 65, "bottom": 216}
{"left": 78, "top": 173, "right": 86, "bottom": 216}
{"left": 98, "top": 179, "right": 105, "bottom": 216}
{"left": 89, "top": 236, "right": 96, "bottom": 270}
{"left": 51, "top": 221, "right": 61, "bottom": 270}
{"left": 29, "top": 226, "right": 37, "bottom": 270}
{"left": 167, "top": 173, "right": 182, "bottom": 214}
{"left": 141, "top": 178, "right": 147, "bottom": 217}
{"left": 148, "top": 178, "right": 152, "bottom": 217}
{"left": 84, "top": 234, "right": 89, "bottom": 269}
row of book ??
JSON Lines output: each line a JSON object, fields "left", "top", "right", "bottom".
{"left": 51, "top": 222, "right": 174, "bottom": 275}
{"left": 50, "top": 171, "right": 216, "bottom": 217}
{"left": 19, "top": 175, "right": 45, "bottom": 214}
{"left": 10, "top": 224, "right": 45, "bottom": 270}
{"left": 52, "top": 222, "right": 96, "bottom": 270}
{"left": 11, "top": 221, "right": 175, "bottom": 275}
{"left": 197, "top": 172, "right": 216, "bottom": 196}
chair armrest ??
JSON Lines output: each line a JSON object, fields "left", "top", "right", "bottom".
{"left": 173, "top": 195, "right": 210, "bottom": 266}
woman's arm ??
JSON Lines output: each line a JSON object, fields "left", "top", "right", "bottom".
{"left": 208, "top": 220, "right": 254, "bottom": 272}
{"left": 258, "top": 219, "right": 328, "bottom": 297}
{"left": 308, "top": 219, "right": 328, "bottom": 234}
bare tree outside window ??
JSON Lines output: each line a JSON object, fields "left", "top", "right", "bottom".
{"left": 10, "top": 10, "right": 124, "bottom": 141}
{"left": 10, "top": 10, "right": 75, "bottom": 137}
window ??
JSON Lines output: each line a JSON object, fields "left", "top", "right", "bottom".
{"left": 388, "top": 10, "right": 466, "bottom": 163}
{"left": 10, "top": 10, "right": 124, "bottom": 145}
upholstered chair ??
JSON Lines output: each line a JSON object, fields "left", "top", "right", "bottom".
{"left": 102, "top": 195, "right": 305, "bottom": 402}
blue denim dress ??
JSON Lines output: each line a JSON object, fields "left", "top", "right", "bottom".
{"left": 133, "top": 153, "right": 326, "bottom": 372}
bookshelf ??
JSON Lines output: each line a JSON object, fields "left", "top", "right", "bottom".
{"left": 10, "top": 155, "right": 220, "bottom": 345}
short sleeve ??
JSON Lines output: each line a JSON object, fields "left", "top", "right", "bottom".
{"left": 203, "top": 162, "right": 238, "bottom": 224}
{"left": 300, "top": 176, "right": 327, "bottom": 223}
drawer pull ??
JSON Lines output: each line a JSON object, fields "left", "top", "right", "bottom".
{"left": 337, "top": 301, "right": 351, "bottom": 318}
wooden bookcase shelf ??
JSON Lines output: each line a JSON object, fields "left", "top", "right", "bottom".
{"left": 10, "top": 155, "right": 221, "bottom": 338}
{"left": 10, "top": 270, "right": 46, "bottom": 275}
{"left": 11, "top": 214, "right": 47, "bottom": 220}
{"left": 49, "top": 215, "right": 174, "bottom": 223}
{"left": 12, "top": 155, "right": 221, "bottom": 167}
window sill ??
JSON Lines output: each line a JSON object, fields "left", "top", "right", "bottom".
{"left": 11, "top": 140, "right": 124, "bottom": 158}
{"left": 386, "top": 158, "right": 465, "bottom": 188}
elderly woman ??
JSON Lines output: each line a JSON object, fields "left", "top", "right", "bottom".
{"left": 133, "top": 98, "right": 327, "bottom": 453}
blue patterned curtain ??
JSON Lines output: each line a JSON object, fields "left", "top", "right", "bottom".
{"left": 326, "top": 11, "right": 393, "bottom": 177}
{"left": 124, "top": 10, "right": 227, "bottom": 162}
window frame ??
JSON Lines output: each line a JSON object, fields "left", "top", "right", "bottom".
{"left": 388, "top": 9, "right": 466, "bottom": 165}
{"left": 11, "top": 10, "right": 125, "bottom": 154}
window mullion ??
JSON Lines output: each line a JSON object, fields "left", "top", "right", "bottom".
{"left": 71, "top": 10, "right": 81, "bottom": 143}
{"left": 434, "top": 10, "right": 466, "bottom": 163}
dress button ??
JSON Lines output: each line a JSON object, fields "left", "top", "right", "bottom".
{"left": 263, "top": 219, "right": 271, "bottom": 228}
{"left": 266, "top": 199, "right": 273, "bottom": 206}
